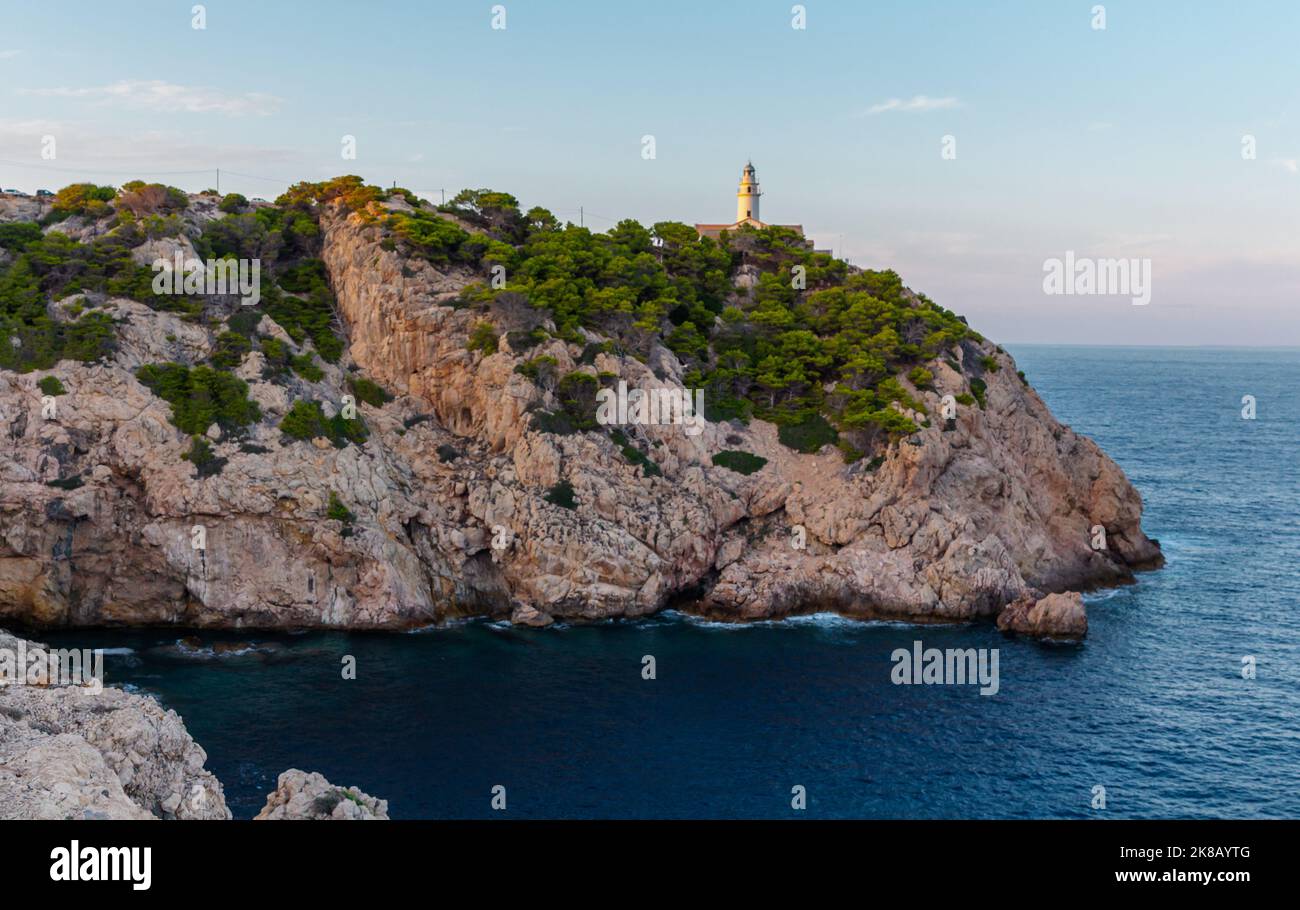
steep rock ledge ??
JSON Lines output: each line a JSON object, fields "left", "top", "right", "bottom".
{"left": 318, "top": 203, "right": 1161, "bottom": 626}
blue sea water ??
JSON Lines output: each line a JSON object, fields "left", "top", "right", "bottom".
{"left": 40, "top": 346, "right": 1300, "bottom": 819}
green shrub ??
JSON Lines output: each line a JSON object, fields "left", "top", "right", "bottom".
{"left": 712, "top": 450, "right": 768, "bottom": 475}
{"left": 219, "top": 193, "right": 249, "bottom": 214}
{"left": 978, "top": 355, "right": 999, "bottom": 373}
{"left": 514, "top": 354, "right": 557, "bottom": 383}
{"left": 276, "top": 258, "right": 328, "bottom": 294}
{"left": 530, "top": 409, "right": 577, "bottom": 435}
{"left": 907, "top": 366, "right": 934, "bottom": 390}
{"left": 969, "top": 378, "right": 987, "bottom": 409}
{"left": 182, "top": 435, "right": 226, "bottom": 477}
{"left": 290, "top": 353, "right": 324, "bottom": 382}
{"left": 263, "top": 283, "right": 344, "bottom": 363}
{"left": 579, "top": 341, "right": 613, "bottom": 364}
{"left": 954, "top": 392, "right": 976, "bottom": 406}
{"left": 276, "top": 175, "right": 383, "bottom": 214}
{"left": 777, "top": 411, "right": 837, "bottom": 453}
{"left": 116, "top": 183, "right": 189, "bottom": 217}
{"left": 544, "top": 479, "right": 577, "bottom": 509}
{"left": 505, "top": 328, "right": 546, "bottom": 351}
{"left": 46, "top": 474, "right": 84, "bottom": 490}
{"left": 466, "top": 321, "right": 498, "bottom": 355}
{"left": 226, "top": 308, "right": 262, "bottom": 338}
{"left": 556, "top": 372, "right": 599, "bottom": 431}
{"left": 436, "top": 443, "right": 461, "bottom": 462}
{"left": 326, "top": 491, "right": 355, "bottom": 524}
{"left": 0, "top": 222, "right": 42, "bottom": 252}
{"left": 259, "top": 336, "right": 289, "bottom": 376}
{"left": 385, "top": 186, "right": 422, "bottom": 207}
{"left": 385, "top": 209, "right": 471, "bottom": 264}
{"left": 209, "top": 331, "right": 251, "bottom": 369}
{"left": 37, "top": 375, "right": 66, "bottom": 396}
{"left": 279, "top": 399, "right": 367, "bottom": 448}
{"left": 610, "top": 430, "right": 662, "bottom": 477}
{"left": 279, "top": 399, "right": 329, "bottom": 442}
{"left": 348, "top": 376, "right": 392, "bottom": 406}
{"left": 51, "top": 183, "right": 116, "bottom": 219}
{"left": 0, "top": 311, "right": 117, "bottom": 373}
{"left": 135, "top": 363, "right": 261, "bottom": 434}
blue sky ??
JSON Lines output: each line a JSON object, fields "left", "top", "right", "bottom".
{"left": 2, "top": 0, "right": 1298, "bottom": 345}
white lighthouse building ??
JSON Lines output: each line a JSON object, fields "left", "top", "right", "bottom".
{"left": 736, "top": 161, "right": 761, "bottom": 224}
{"left": 695, "top": 161, "right": 805, "bottom": 241}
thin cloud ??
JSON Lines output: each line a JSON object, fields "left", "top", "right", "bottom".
{"left": 1271, "top": 157, "right": 1298, "bottom": 174}
{"left": 0, "top": 50, "right": 21, "bottom": 60}
{"left": 860, "top": 95, "right": 960, "bottom": 116}
{"left": 18, "top": 80, "right": 281, "bottom": 116}
{"left": 0, "top": 119, "right": 299, "bottom": 175}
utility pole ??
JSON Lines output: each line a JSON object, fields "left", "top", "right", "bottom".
{"left": 216, "top": 168, "right": 220, "bottom": 195}
{"left": 580, "top": 206, "right": 584, "bottom": 228}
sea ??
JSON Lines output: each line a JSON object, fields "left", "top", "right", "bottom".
{"left": 39, "top": 346, "right": 1300, "bottom": 819}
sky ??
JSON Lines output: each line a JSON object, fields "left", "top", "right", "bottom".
{"left": 1, "top": 0, "right": 1298, "bottom": 346}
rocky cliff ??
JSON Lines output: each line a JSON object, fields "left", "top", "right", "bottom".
{"left": 0, "top": 628, "right": 387, "bottom": 819}
{"left": 0, "top": 628, "right": 229, "bottom": 819}
{"left": 0, "top": 185, "right": 1161, "bottom": 634}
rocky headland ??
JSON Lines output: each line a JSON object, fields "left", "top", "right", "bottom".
{"left": 0, "top": 180, "right": 1161, "bottom": 640}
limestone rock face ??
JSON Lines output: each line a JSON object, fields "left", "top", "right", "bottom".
{"left": 0, "top": 630, "right": 231, "bottom": 819}
{"left": 0, "top": 197, "right": 1161, "bottom": 634}
{"left": 996, "top": 591, "right": 1088, "bottom": 640}
{"left": 254, "top": 769, "right": 388, "bottom": 820}
{"left": 0, "top": 193, "right": 50, "bottom": 224}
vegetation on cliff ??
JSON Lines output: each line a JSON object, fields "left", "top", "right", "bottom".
{"left": 3, "top": 174, "right": 994, "bottom": 465}
{"left": 135, "top": 363, "right": 261, "bottom": 435}
{"left": 274, "top": 175, "right": 985, "bottom": 461}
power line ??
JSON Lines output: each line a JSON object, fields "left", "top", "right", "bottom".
{"left": 221, "top": 169, "right": 299, "bottom": 186}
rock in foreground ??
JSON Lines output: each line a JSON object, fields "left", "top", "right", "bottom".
{"left": 0, "top": 629, "right": 390, "bottom": 820}
{"left": 996, "top": 591, "right": 1088, "bottom": 640}
{"left": 255, "top": 769, "right": 389, "bottom": 820}
{"left": 0, "top": 630, "right": 231, "bottom": 819}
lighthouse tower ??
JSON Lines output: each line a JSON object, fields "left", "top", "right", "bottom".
{"left": 695, "top": 161, "right": 807, "bottom": 241}
{"left": 736, "top": 161, "right": 762, "bottom": 224}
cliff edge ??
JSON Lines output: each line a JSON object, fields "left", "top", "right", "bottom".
{"left": 0, "top": 182, "right": 1161, "bottom": 632}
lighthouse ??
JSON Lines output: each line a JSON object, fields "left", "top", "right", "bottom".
{"left": 694, "top": 161, "right": 808, "bottom": 242}
{"left": 736, "top": 161, "right": 761, "bottom": 224}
